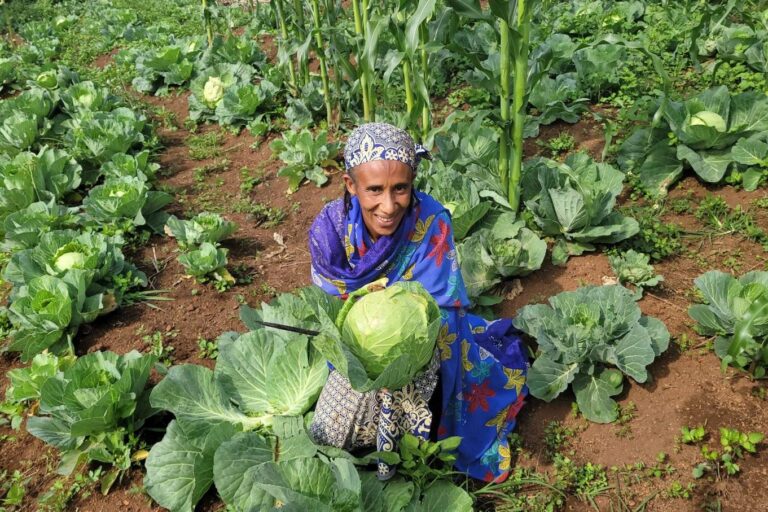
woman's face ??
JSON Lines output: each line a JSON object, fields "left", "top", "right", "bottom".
{"left": 343, "top": 159, "right": 413, "bottom": 241}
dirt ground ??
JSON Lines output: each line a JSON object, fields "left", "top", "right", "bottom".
{"left": 1, "top": 52, "right": 767, "bottom": 512}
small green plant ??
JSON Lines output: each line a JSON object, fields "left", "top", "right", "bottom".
{"left": 681, "top": 425, "right": 706, "bottom": 444}
{"left": 0, "top": 469, "right": 29, "bottom": 508}
{"left": 397, "top": 434, "right": 461, "bottom": 490}
{"left": 238, "top": 166, "right": 263, "bottom": 193}
{"left": 140, "top": 328, "right": 177, "bottom": 366}
{"left": 691, "top": 427, "right": 764, "bottom": 480}
{"left": 544, "top": 421, "right": 574, "bottom": 460}
{"left": 614, "top": 401, "right": 636, "bottom": 438}
{"left": 695, "top": 195, "right": 768, "bottom": 248}
{"left": 196, "top": 337, "right": 218, "bottom": 359}
{"left": 665, "top": 480, "right": 694, "bottom": 499}
{"left": 193, "top": 158, "right": 231, "bottom": 185}
{"left": 186, "top": 130, "right": 224, "bottom": 160}
{"left": 270, "top": 128, "right": 340, "bottom": 193}
{"left": 232, "top": 199, "right": 285, "bottom": 227}
{"left": 619, "top": 205, "right": 683, "bottom": 261}
{"left": 537, "top": 132, "right": 576, "bottom": 158}
{"left": 38, "top": 467, "right": 103, "bottom": 512}
{"left": 675, "top": 333, "right": 693, "bottom": 352}
{"left": 447, "top": 85, "right": 491, "bottom": 109}
{"left": 608, "top": 250, "right": 663, "bottom": 298}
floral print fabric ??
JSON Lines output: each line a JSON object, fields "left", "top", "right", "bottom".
{"left": 308, "top": 191, "right": 529, "bottom": 482}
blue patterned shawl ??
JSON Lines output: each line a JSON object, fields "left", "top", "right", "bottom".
{"left": 309, "top": 191, "right": 528, "bottom": 482}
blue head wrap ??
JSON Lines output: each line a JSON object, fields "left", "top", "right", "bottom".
{"left": 343, "top": 122, "right": 430, "bottom": 172}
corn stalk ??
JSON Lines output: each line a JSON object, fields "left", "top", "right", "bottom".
{"left": 310, "top": 0, "right": 334, "bottom": 128}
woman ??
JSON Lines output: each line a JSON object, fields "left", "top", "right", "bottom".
{"left": 308, "top": 122, "right": 528, "bottom": 482}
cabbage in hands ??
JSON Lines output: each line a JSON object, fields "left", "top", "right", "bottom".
{"left": 337, "top": 282, "right": 440, "bottom": 387}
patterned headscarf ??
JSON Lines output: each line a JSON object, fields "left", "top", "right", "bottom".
{"left": 343, "top": 122, "right": 430, "bottom": 172}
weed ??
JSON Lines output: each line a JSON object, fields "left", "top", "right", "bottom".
{"left": 239, "top": 166, "right": 263, "bottom": 193}
{"left": 0, "top": 469, "right": 29, "bottom": 508}
{"left": 38, "top": 467, "right": 102, "bottom": 512}
{"left": 196, "top": 337, "right": 218, "bottom": 360}
{"left": 690, "top": 427, "right": 764, "bottom": 480}
{"left": 670, "top": 195, "right": 693, "bottom": 215}
{"left": 665, "top": 481, "right": 694, "bottom": 499}
{"left": 544, "top": 421, "right": 573, "bottom": 461}
{"left": 259, "top": 283, "right": 278, "bottom": 298}
{"left": 193, "top": 158, "right": 231, "bottom": 185}
{"left": 186, "top": 131, "right": 224, "bottom": 160}
{"left": 619, "top": 205, "right": 683, "bottom": 261}
{"left": 554, "top": 454, "right": 610, "bottom": 506}
{"left": 753, "top": 196, "right": 768, "bottom": 209}
{"left": 695, "top": 195, "right": 768, "bottom": 249}
{"left": 138, "top": 327, "right": 178, "bottom": 366}
{"left": 234, "top": 199, "right": 285, "bottom": 227}
{"left": 614, "top": 402, "right": 637, "bottom": 438}
{"left": 537, "top": 132, "right": 576, "bottom": 159}
{"left": 446, "top": 85, "right": 492, "bottom": 109}
{"left": 680, "top": 425, "right": 706, "bottom": 445}
{"left": 675, "top": 333, "right": 693, "bottom": 352}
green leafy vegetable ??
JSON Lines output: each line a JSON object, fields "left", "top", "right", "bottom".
{"left": 618, "top": 86, "right": 768, "bottom": 196}
{"left": 514, "top": 285, "right": 670, "bottom": 423}
{"left": 340, "top": 281, "right": 441, "bottom": 379}
{"left": 522, "top": 152, "right": 639, "bottom": 265}
{"left": 164, "top": 212, "right": 237, "bottom": 251}
{"left": 27, "top": 351, "right": 156, "bottom": 482}
{"left": 270, "top": 128, "right": 340, "bottom": 193}
{"left": 688, "top": 270, "right": 768, "bottom": 377}
{"left": 608, "top": 249, "right": 663, "bottom": 297}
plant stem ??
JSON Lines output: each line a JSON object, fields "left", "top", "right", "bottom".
{"left": 293, "top": 0, "right": 309, "bottom": 85}
{"left": 274, "top": 0, "right": 298, "bottom": 93}
{"left": 202, "top": 0, "right": 213, "bottom": 46}
{"left": 498, "top": 18, "right": 511, "bottom": 194}
{"left": 509, "top": 0, "right": 530, "bottom": 212}
{"left": 403, "top": 60, "right": 414, "bottom": 115}
{"left": 419, "top": 22, "right": 431, "bottom": 141}
{"left": 352, "top": 0, "right": 372, "bottom": 121}
{"left": 310, "top": 0, "right": 333, "bottom": 128}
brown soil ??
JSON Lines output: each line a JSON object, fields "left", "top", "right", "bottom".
{"left": 2, "top": 55, "right": 767, "bottom": 512}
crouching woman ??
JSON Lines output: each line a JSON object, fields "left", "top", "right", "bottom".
{"left": 308, "top": 123, "right": 528, "bottom": 482}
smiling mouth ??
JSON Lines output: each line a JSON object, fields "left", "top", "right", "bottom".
{"left": 374, "top": 214, "right": 398, "bottom": 227}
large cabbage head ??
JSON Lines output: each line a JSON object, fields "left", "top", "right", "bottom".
{"left": 340, "top": 281, "right": 441, "bottom": 378}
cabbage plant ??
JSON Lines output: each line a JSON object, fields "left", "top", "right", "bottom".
{"left": 2, "top": 201, "right": 80, "bottom": 252}
{"left": 522, "top": 152, "right": 639, "bottom": 265}
{"left": 60, "top": 80, "right": 121, "bottom": 115}
{"left": 144, "top": 329, "right": 328, "bottom": 511}
{"left": 689, "top": 271, "right": 768, "bottom": 377}
{"left": 188, "top": 63, "right": 254, "bottom": 121}
{"left": 0, "top": 147, "right": 82, "bottom": 233}
{"left": 270, "top": 128, "right": 340, "bottom": 193}
{"left": 458, "top": 212, "right": 546, "bottom": 300}
{"left": 27, "top": 351, "right": 157, "bottom": 490}
{"left": 176, "top": 242, "right": 234, "bottom": 289}
{"left": 608, "top": 249, "right": 663, "bottom": 298}
{"left": 514, "top": 285, "right": 670, "bottom": 423}
{"left": 61, "top": 107, "right": 147, "bottom": 167}
{"left": 164, "top": 212, "right": 237, "bottom": 251}
{"left": 618, "top": 86, "right": 768, "bottom": 196}
{"left": 340, "top": 281, "right": 441, "bottom": 379}
{"left": 83, "top": 176, "right": 171, "bottom": 233}
{"left": 3, "top": 229, "right": 141, "bottom": 302}
{"left": 6, "top": 272, "right": 104, "bottom": 361}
